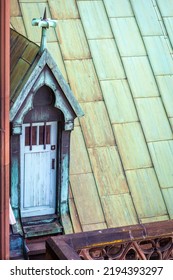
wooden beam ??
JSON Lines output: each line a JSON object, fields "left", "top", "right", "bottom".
{"left": 46, "top": 239, "right": 81, "bottom": 260}
{"left": 0, "top": 0, "right": 10, "bottom": 260}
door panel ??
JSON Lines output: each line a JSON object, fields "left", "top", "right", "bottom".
{"left": 21, "top": 122, "right": 57, "bottom": 217}
{"left": 24, "top": 152, "right": 51, "bottom": 208}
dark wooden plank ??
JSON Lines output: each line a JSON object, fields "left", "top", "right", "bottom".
{"left": 21, "top": 214, "right": 58, "bottom": 223}
{"left": 10, "top": 30, "right": 29, "bottom": 73}
{"left": 26, "top": 241, "right": 46, "bottom": 256}
{"left": 46, "top": 239, "right": 80, "bottom": 260}
{"left": 23, "top": 222, "right": 62, "bottom": 238}
{"left": 22, "top": 42, "right": 39, "bottom": 64}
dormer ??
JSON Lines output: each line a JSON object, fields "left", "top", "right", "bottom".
{"left": 10, "top": 28, "right": 83, "bottom": 237}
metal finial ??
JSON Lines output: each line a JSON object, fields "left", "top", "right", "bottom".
{"left": 32, "top": 8, "right": 57, "bottom": 54}
{"left": 43, "top": 7, "right": 47, "bottom": 20}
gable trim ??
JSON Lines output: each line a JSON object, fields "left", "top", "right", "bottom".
{"left": 10, "top": 49, "right": 84, "bottom": 122}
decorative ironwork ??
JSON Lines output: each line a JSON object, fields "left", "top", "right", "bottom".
{"left": 46, "top": 220, "right": 173, "bottom": 260}
{"left": 78, "top": 237, "right": 173, "bottom": 260}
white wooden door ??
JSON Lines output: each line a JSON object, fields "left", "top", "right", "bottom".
{"left": 20, "top": 122, "right": 57, "bottom": 217}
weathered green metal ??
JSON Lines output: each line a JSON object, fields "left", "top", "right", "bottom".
{"left": 126, "top": 168, "right": 167, "bottom": 219}
{"left": 10, "top": 0, "right": 173, "bottom": 237}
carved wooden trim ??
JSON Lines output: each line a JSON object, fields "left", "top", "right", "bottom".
{"left": 10, "top": 49, "right": 84, "bottom": 122}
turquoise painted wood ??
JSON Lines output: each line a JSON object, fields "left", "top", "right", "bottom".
{"left": 60, "top": 131, "right": 71, "bottom": 218}
{"left": 11, "top": 135, "right": 20, "bottom": 221}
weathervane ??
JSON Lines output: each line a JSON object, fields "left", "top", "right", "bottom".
{"left": 32, "top": 8, "right": 57, "bottom": 54}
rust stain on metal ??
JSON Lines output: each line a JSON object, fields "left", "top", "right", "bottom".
{"left": 82, "top": 239, "right": 124, "bottom": 249}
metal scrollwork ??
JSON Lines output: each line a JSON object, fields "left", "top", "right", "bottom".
{"left": 78, "top": 237, "right": 173, "bottom": 260}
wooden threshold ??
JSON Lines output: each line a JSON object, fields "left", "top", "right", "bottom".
{"left": 21, "top": 214, "right": 58, "bottom": 224}
{"left": 21, "top": 214, "right": 62, "bottom": 238}
{"left": 23, "top": 221, "right": 62, "bottom": 238}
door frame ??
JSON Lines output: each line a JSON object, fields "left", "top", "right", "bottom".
{"left": 10, "top": 83, "right": 75, "bottom": 232}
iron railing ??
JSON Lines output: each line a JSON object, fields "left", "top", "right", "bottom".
{"left": 46, "top": 220, "right": 173, "bottom": 260}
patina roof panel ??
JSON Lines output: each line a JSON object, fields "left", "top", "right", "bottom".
{"left": 22, "top": 42, "right": 39, "bottom": 64}
{"left": 70, "top": 173, "right": 105, "bottom": 225}
{"left": 156, "top": 75, "right": 173, "bottom": 117}
{"left": 111, "top": 17, "right": 146, "bottom": 56}
{"left": 10, "top": 59, "right": 30, "bottom": 99}
{"left": 169, "top": 118, "right": 173, "bottom": 130}
{"left": 80, "top": 102, "right": 115, "bottom": 148}
{"left": 10, "top": 0, "right": 21, "bottom": 17}
{"left": 148, "top": 141, "right": 173, "bottom": 189}
{"left": 113, "top": 123, "right": 152, "bottom": 170}
{"left": 144, "top": 36, "right": 173, "bottom": 75}
{"left": 126, "top": 168, "right": 167, "bottom": 218}
{"left": 163, "top": 17, "right": 173, "bottom": 48}
{"left": 82, "top": 223, "right": 107, "bottom": 232}
{"left": 101, "top": 79, "right": 138, "bottom": 123}
{"left": 123, "top": 56, "right": 159, "bottom": 98}
{"left": 69, "top": 198, "right": 82, "bottom": 233}
{"left": 19, "top": 0, "right": 47, "bottom": 2}
{"left": 48, "top": 0, "right": 79, "bottom": 19}
{"left": 89, "top": 39, "right": 125, "bottom": 80}
{"left": 10, "top": 30, "right": 29, "bottom": 72}
{"left": 58, "top": 19, "right": 90, "bottom": 59}
{"left": 157, "top": 0, "right": 173, "bottom": 17}
{"left": 77, "top": 1, "right": 113, "bottom": 39}
{"left": 70, "top": 127, "right": 92, "bottom": 175}
{"left": 103, "top": 0, "right": 133, "bottom": 17}
{"left": 135, "top": 97, "right": 173, "bottom": 142}
{"left": 131, "top": 0, "right": 162, "bottom": 36}
{"left": 88, "top": 146, "right": 129, "bottom": 197}
{"left": 140, "top": 215, "right": 169, "bottom": 224}
{"left": 162, "top": 188, "right": 173, "bottom": 219}
{"left": 101, "top": 194, "right": 138, "bottom": 228}
{"left": 65, "top": 60, "right": 102, "bottom": 102}
{"left": 10, "top": 16, "right": 26, "bottom": 36}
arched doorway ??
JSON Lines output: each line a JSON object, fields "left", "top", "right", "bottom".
{"left": 20, "top": 86, "right": 64, "bottom": 218}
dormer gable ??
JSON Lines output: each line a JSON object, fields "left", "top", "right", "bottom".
{"left": 10, "top": 47, "right": 83, "bottom": 134}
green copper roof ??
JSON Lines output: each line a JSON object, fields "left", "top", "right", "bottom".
{"left": 10, "top": 28, "right": 39, "bottom": 104}
{"left": 10, "top": 0, "right": 173, "bottom": 233}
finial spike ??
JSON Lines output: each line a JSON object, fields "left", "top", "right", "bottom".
{"left": 43, "top": 7, "right": 47, "bottom": 20}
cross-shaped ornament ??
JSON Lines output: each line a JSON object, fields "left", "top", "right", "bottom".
{"left": 32, "top": 8, "right": 57, "bottom": 54}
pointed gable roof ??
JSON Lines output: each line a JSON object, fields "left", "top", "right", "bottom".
{"left": 10, "top": 28, "right": 84, "bottom": 122}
